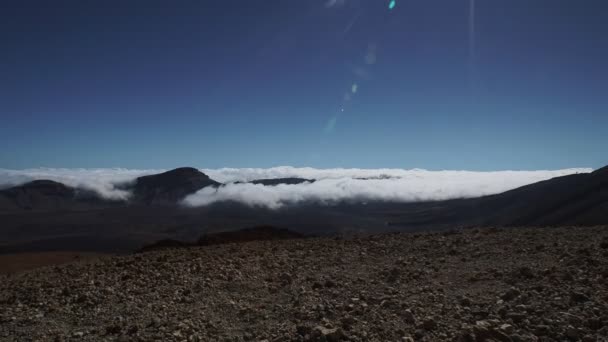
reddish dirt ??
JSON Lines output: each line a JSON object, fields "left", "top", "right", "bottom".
{"left": 0, "top": 252, "right": 110, "bottom": 274}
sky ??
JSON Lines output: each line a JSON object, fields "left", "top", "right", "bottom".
{"left": 1, "top": 0, "right": 607, "bottom": 170}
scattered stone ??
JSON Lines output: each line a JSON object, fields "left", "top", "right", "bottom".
{"left": 1, "top": 226, "right": 607, "bottom": 341}
{"left": 501, "top": 287, "right": 521, "bottom": 301}
{"left": 565, "top": 325, "right": 579, "bottom": 340}
{"left": 402, "top": 309, "right": 416, "bottom": 324}
{"left": 499, "top": 323, "right": 514, "bottom": 335}
{"left": 460, "top": 297, "right": 472, "bottom": 307}
{"left": 311, "top": 326, "right": 344, "bottom": 341}
{"left": 422, "top": 317, "right": 437, "bottom": 330}
{"left": 279, "top": 272, "right": 293, "bottom": 284}
{"left": 518, "top": 266, "right": 535, "bottom": 279}
{"left": 570, "top": 291, "right": 590, "bottom": 303}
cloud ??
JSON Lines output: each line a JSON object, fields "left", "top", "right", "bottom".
{"left": 188, "top": 167, "right": 592, "bottom": 209}
{"left": 0, "top": 167, "right": 593, "bottom": 207}
{"left": 0, "top": 168, "right": 161, "bottom": 200}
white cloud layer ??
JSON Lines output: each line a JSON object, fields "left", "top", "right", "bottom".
{"left": 0, "top": 167, "right": 592, "bottom": 207}
{"left": 194, "top": 167, "right": 591, "bottom": 209}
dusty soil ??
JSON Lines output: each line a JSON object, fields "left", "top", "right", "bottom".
{"left": 1, "top": 226, "right": 607, "bottom": 341}
{"left": 0, "top": 252, "right": 109, "bottom": 274}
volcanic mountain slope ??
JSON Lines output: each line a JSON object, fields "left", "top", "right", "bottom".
{"left": 387, "top": 166, "right": 608, "bottom": 228}
{"left": 473, "top": 165, "right": 608, "bottom": 226}
{"left": 458, "top": 166, "right": 608, "bottom": 226}
{"left": 1, "top": 226, "right": 607, "bottom": 341}
{"left": 129, "top": 167, "right": 220, "bottom": 205}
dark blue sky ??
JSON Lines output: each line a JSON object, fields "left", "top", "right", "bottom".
{"left": 1, "top": 0, "right": 607, "bottom": 170}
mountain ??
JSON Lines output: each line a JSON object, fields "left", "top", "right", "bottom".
{"left": 474, "top": 166, "right": 608, "bottom": 226}
{"left": 130, "top": 167, "right": 220, "bottom": 205}
{"left": 387, "top": 166, "right": 608, "bottom": 228}
{"left": 250, "top": 178, "right": 315, "bottom": 186}
{"left": 0, "top": 167, "right": 221, "bottom": 211}
{"left": 1, "top": 165, "right": 606, "bottom": 254}
{"left": 0, "top": 180, "right": 107, "bottom": 211}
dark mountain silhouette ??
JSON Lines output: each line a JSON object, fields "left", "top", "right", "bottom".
{"left": 0, "top": 180, "right": 108, "bottom": 211}
{"left": 137, "top": 238, "right": 190, "bottom": 253}
{"left": 196, "top": 225, "right": 305, "bottom": 246}
{"left": 138, "top": 225, "right": 305, "bottom": 252}
{"left": 250, "top": 178, "right": 315, "bottom": 186}
{"left": 0, "top": 167, "right": 221, "bottom": 211}
{"left": 4, "top": 180, "right": 75, "bottom": 197}
{"left": 130, "top": 167, "right": 220, "bottom": 205}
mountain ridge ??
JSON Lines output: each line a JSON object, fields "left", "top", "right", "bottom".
{"left": 0, "top": 165, "right": 606, "bottom": 254}
{"left": 129, "top": 167, "right": 220, "bottom": 205}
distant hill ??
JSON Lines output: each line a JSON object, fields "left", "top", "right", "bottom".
{"left": 0, "top": 180, "right": 109, "bottom": 211}
{"left": 196, "top": 225, "right": 305, "bottom": 246}
{"left": 130, "top": 167, "right": 220, "bottom": 205}
{"left": 0, "top": 167, "right": 222, "bottom": 211}
{"left": 249, "top": 178, "right": 315, "bottom": 186}
{"left": 473, "top": 165, "right": 608, "bottom": 226}
{"left": 388, "top": 166, "right": 608, "bottom": 227}
{"left": 138, "top": 225, "right": 305, "bottom": 252}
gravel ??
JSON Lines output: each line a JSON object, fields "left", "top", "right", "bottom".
{"left": 1, "top": 226, "right": 607, "bottom": 341}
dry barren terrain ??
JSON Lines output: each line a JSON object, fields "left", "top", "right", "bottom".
{"left": 0, "top": 252, "right": 110, "bottom": 275}
{"left": 1, "top": 226, "right": 607, "bottom": 341}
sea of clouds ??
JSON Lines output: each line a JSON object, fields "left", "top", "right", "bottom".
{"left": 0, "top": 167, "right": 592, "bottom": 208}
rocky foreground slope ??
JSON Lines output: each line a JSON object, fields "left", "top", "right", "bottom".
{"left": 1, "top": 226, "right": 608, "bottom": 342}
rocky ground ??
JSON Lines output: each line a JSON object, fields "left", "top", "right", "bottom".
{"left": 1, "top": 226, "right": 608, "bottom": 342}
